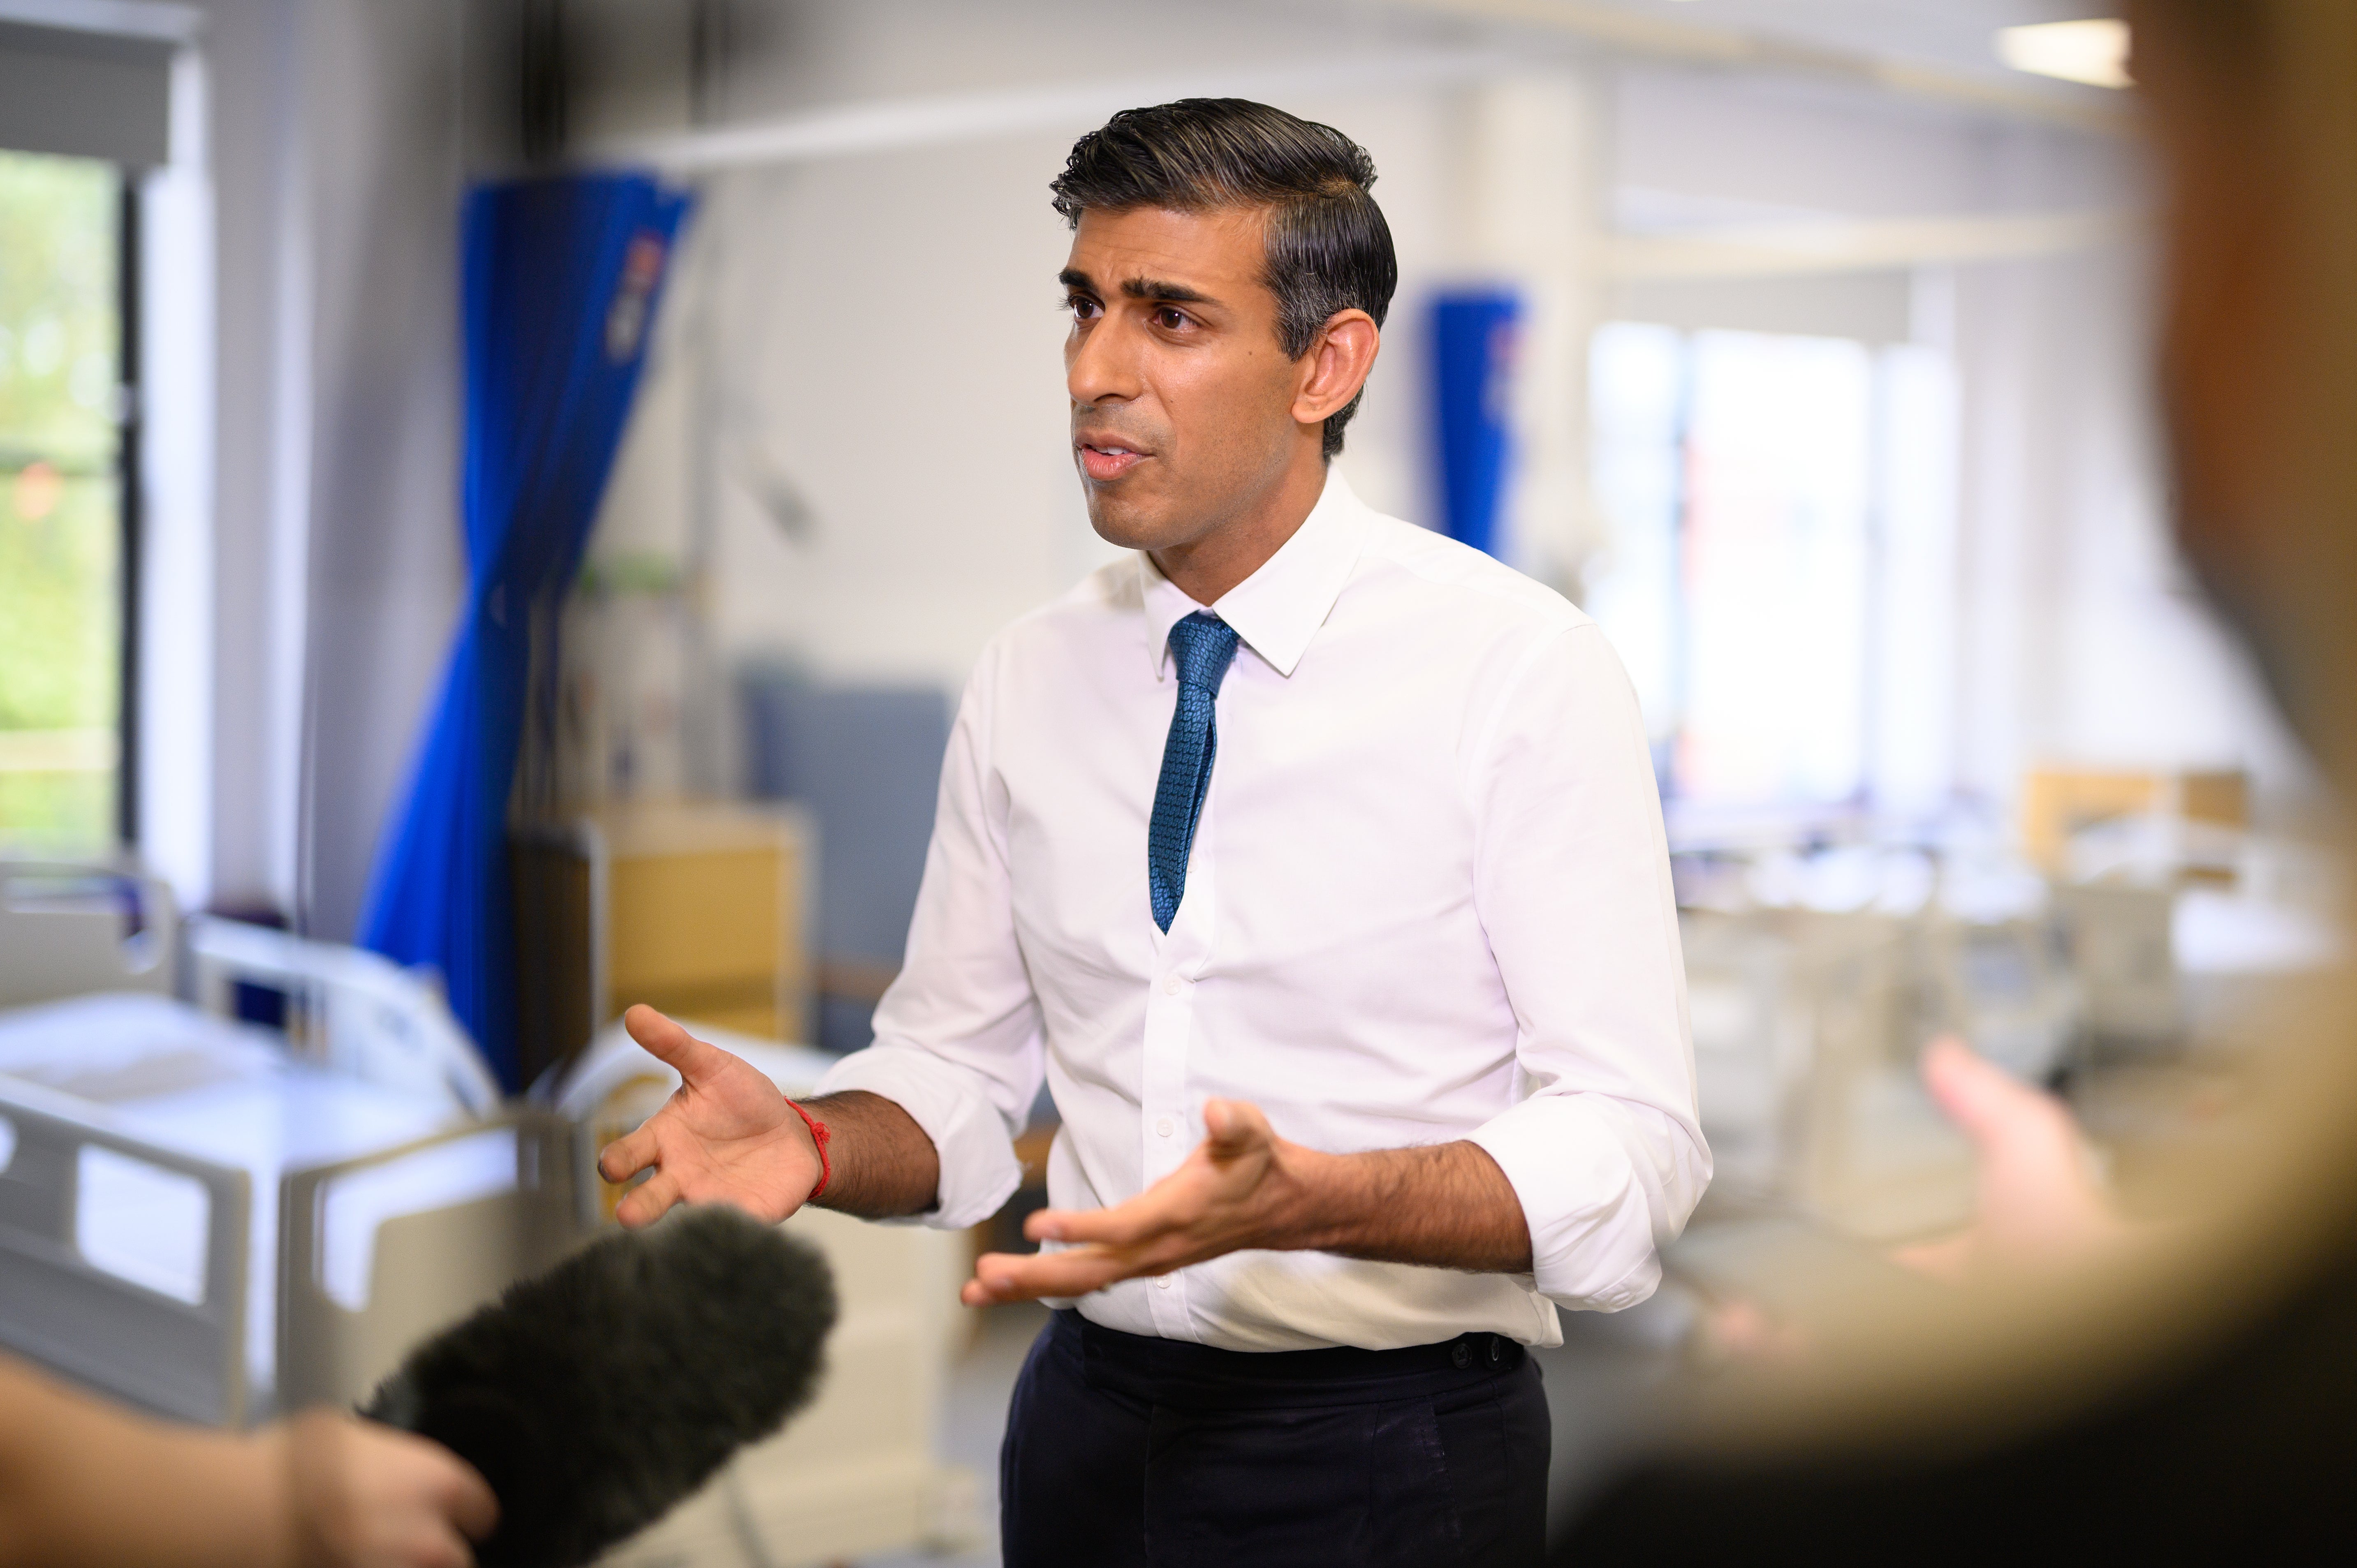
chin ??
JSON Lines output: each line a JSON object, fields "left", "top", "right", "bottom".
{"left": 1084, "top": 487, "right": 1181, "bottom": 552}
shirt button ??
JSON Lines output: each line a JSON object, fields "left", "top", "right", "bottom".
{"left": 1155, "top": 1275, "right": 1172, "bottom": 1290}
{"left": 1162, "top": 975, "right": 1182, "bottom": 996}
{"left": 1155, "top": 1117, "right": 1174, "bottom": 1138}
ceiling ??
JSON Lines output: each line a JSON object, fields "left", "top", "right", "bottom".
{"left": 1572, "top": 0, "right": 2126, "bottom": 84}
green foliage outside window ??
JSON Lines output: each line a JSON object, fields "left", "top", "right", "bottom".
{"left": 0, "top": 150, "right": 120, "bottom": 849}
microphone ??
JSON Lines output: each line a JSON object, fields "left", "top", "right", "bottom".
{"left": 361, "top": 1205, "right": 837, "bottom": 1568}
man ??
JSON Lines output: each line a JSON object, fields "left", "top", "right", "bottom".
{"left": 600, "top": 99, "right": 1705, "bottom": 1564}
{"left": 1558, "top": 0, "right": 2357, "bottom": 1555}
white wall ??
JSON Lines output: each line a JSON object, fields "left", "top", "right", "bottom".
{"left": 580, "top": 0, "right": 1602, "bottom": 717}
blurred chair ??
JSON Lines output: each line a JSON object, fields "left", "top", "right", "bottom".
{"left": 1679, "top": 907, "right": 1978, "bottom": 1242}
{"left": 740, "top": 673, "right": 951, "bottom": 1053}
{"left": 1786, "top": 911, "right": 1975, "bottom": 1242}
{"left": 2054, "top": 883, "right": 2183, "bottom": 1049}
{"left": 1916, "top": 914, "right": 2081, "bottom": 1085}
{"left": 1679, "top": 911, "right": 1806, "bottom": 1203}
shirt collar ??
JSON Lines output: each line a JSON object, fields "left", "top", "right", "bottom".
{"left": 1137, "top": 465, "right": 1371, "bottom": 681}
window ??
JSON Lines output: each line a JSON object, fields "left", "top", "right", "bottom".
{"left": 1585, "top": 321, "right": 1959, "bottom": 819}
{"left": 0, "top": 150, "right": 129, "bottom": 851}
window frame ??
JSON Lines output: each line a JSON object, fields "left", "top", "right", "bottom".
{"left": 115, "top": 167, "right": 141, "bottom": 848}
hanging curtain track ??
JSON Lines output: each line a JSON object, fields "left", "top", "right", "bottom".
{"left": 578, "top": 46, "right": 1519, "bottom": 176}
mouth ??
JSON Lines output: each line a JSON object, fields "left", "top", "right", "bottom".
{"left": 1076, "top": 437, "right": 1149, "bottom": 483}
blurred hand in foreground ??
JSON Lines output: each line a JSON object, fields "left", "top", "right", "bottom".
{"left": 0, "top": 1355, "right": 493, "bottom": 1568}
{"left": 595, "top": 1005, "right": 823, "bottom": 1227}
{"left": 1892, "top": 1036, "right": 2126, "bottom": 1284}
{"left": 287, "top": 1412, "right": 498, "bottom": 1568}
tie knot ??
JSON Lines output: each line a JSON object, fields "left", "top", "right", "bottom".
{"left": 1167, "top": 612, "right": 1241, "bottom": 694}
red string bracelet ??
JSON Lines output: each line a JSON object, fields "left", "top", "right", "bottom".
{"left": 786, "top": 1099, "right": 832, "bottom": 1200}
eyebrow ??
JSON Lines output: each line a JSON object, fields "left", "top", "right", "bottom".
{"left": 1058, "top": 267, "right": 1217, "bottom": 307}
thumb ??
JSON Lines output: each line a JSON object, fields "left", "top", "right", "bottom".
{"left": 624, "top": 1004, "right": 729, "bottom": 1085}
{"left": 433, "top": 1448, "right": 500, "bottom": 1543}
{"left": 1201, "top": 1099, "right": 1271, "bottom": 1155}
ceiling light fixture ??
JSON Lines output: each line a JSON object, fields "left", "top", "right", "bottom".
{"left": 1996, "top": 19, "right": 2132, "bottom": 89}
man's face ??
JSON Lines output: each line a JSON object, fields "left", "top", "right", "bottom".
{"left": 1061, "top": 205, "right": 1308, "bottom": 550}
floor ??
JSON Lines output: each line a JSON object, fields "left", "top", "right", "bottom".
{"left": 850, "top": 1292, "right": 1695, "bottom": 1566}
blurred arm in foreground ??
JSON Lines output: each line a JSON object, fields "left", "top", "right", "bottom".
{"left": 1560, "top": 0, "right": 2357, "bottom": 1555}
{"left": 0, "top": 1355, "right": 494, "bottom": 1568}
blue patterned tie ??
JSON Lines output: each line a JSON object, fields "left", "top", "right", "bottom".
{"left": 1148, "top": 612, "right": 1241, "bottom": 932}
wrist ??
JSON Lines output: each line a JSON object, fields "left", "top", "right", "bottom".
{"left": 1264, "top": 1140, "right": 1356, "bottom": 1253}
{"left": 785, "top": 1099, "right": 832, "bottom": 1201}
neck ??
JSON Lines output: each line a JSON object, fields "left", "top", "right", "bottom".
{"left": 1150, "top": 451, "right": 1329, "bottom": 605}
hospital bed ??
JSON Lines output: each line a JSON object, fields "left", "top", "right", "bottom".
{"left": 0, "top": 859, "right": 563, "bottom": 1421}
{"left": 1, "top": 857, "right": 977, "bottom": 1564}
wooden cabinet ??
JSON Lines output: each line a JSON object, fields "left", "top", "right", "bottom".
{"left": 513, "top": 801, "right": 812, "bottom": 1087}
{"left": 2019, "top": 767, "right": 2248, "bottom": 876}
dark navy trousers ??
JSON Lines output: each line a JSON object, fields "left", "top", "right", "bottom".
{"left": 1000, "top": 1308, "right": 1550, "bottom": 1567}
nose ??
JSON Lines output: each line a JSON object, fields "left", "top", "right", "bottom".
{"left": 1067, "top": 312, "right": 1141, "bottom": 408}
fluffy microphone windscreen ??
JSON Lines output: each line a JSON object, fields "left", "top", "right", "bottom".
{"left": 361, "top": 1205, "right": 837, "bottom": 1568}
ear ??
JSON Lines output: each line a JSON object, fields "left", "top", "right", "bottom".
{"left": 1292, "top": 309, "right": 1381, "bottom": 428}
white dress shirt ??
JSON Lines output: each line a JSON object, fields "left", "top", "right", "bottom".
{"left": 816, "top": 468, "right": 1708, "bottom": 1351}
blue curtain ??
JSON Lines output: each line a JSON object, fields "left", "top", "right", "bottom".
{"left": 1431, "top": 289, "right": 1522, "bottom": 558}
{"left": 359, "top": 172, "right": 690, "bottom": 1091}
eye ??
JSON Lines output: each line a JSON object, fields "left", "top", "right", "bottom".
{"left": 1154, "top": 307, "right": 1191, "bottom": 331}
{"left": 1065, "top": 293, "right": 1101, "bottom": 322}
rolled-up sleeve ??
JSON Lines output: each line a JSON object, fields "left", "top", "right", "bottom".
{"left": 815, "top": 640, "right": 1044, "bottom": 1228}
{"left": 1462, "top": 621, "right": 1710, "bottom": 1311}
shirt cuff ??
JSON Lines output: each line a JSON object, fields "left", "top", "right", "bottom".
{"left": 1468, "top": 1094, "right": 1678, "bottom": 1312}
{"left": 814, "top": 1044, "right": 1025, "bottom": 1230}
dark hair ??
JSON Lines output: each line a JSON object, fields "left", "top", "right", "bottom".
{"left": 1051, "top": 99, "right": 1397, "bottom": 460}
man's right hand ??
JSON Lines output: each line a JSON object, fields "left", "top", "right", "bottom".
{"left": 594, "top": 1005, "right": 822, "bottom": 1228}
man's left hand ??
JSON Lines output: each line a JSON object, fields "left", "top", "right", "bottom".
{"left": 962, "top": 1099, "right": 1311, "bottom": 1306}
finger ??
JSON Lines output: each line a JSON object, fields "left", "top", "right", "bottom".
{"left": 1028, "top": 1185, "right": 1188, "bottom": 1248}
{"left": 962, "top": 1248, "right": 1135, "bottom": 1305}
{"left": 597, "top": 1123, "right": 660, "bottom": 1184}
{"left": 623, "top": 1004, "right": 737, "bottom": 1087}
{"left": 614, "top": 1168, "right": 684, "bottom": 1229}
{"left": 1920, "top": 1036, "right": 2067, "bottom": 1151}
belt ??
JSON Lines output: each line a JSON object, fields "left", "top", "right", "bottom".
{"left": 1055, "top": 1309, "right": 1528, "bottom": 1411}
